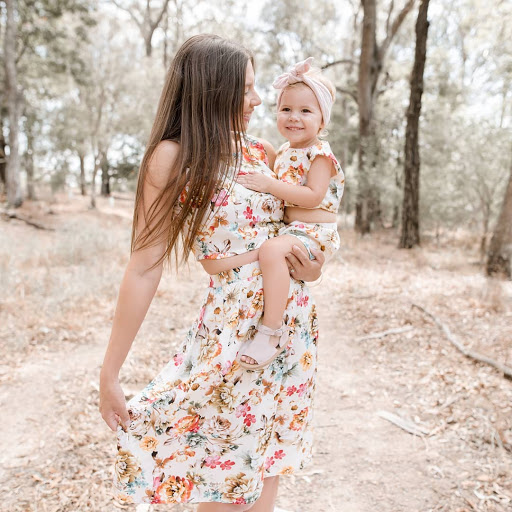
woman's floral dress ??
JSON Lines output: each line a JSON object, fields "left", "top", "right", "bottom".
{"left": 113, "top": 136, "right": 319, "bottom": 505}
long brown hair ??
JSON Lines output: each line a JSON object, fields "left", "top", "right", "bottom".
{"left": 130, "top": 34, "right": 253, "bottom": 271}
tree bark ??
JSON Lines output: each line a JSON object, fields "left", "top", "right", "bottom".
{"left": 25, "top": 113, "right": 36, "bottom": 200}
{"left": 486, "top": 155, "right": 512, "bottom": 278}
{"left": 356, "top": 0, "right": 415, "bottom": 234}
{"left": 400, "top": 0, "right": 430, "bottom": 248}
{"left": 0, "top": 114, "right": 6, "bottom": 194}
{"left": 100, "top": 150, "right": 110, "bottom": 196}
{"left": 79, "top": 151, "right": 86, "bottom": 196}
{"left": 4, "top": 0, "right": 23, "bottom": 208}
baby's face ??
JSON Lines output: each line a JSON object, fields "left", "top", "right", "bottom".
{"left": 277, "top": 84, "right": 323, "bottom": 148}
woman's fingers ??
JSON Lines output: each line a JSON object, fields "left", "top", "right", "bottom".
{"left": 310, "top": 248, "right": 325, "bottom": 265}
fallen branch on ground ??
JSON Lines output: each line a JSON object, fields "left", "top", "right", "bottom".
{"left": 377, "top": 410, "right": 430, "bottom": 436}
{"left": 1, "top": 211, "right": 55, "bottom": 231}
{"left": 356, "top": 325, "right": 414, "bottom": 342}
{"left": 412, "top": 303, "right": 512, "bottom": 380}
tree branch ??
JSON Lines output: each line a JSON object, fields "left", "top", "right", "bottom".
{"left": 110, "top": 0, "right": 144, "bottom": 31}
{"left": 336, "top": 86, "right": 358, "bottom": 105}
{"left": 378, "top": 0, "right": 416, "bottom": 61}
{"left": 150, "top": 0, "right": 171, "bottom": 32}
{"left": 322, "top": 58, "right": 359, "bottom": 70}
{"left": 412, "top": 303, "right": 512, "bottom": 380}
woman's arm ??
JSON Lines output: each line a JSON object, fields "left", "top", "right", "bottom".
{"left": 236, "top": 156, "right": 332, "bottom": 208}
{"left": 99, "top": 141, "right": 179, "bottom": 432}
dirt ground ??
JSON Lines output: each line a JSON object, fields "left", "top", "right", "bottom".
{"left": 1, "top": 193, "right": 511, "bottom": 512}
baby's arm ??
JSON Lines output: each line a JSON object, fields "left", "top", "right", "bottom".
{"left": 237, "top": 156, "right": 333, "bottom": 208}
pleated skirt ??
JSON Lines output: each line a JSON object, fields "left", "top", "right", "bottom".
{"left": 112, "top": 260, "right": 318, "bottom": 505}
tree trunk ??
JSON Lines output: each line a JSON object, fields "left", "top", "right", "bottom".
{"left": 486, "top": 156, "right": 512, "bottom": 278}
{"left": 25, "top": 113, "right": 36, "bottom": 200}
{"left": 144, "top": 33, "right": 153, "bottom": 57}
{"left": 100, "top": 150, "right": 110, "bottom": 196}
{"left": 79, "top": 151, "right": 86, "bottom": 196}
{"left": 400, "top": 0, "right": 430, "bottom": 249}
{"left": 356, "top": 0, "right": 415, "bottom": 234}
{"left": 0, "top": 114, "right": 6, "bottom": 194}
{"left": 90, "top": 154, "right": 99, "bottom": 209}
{"left": 4, "top": 0, "right": 23, "bottom": 208}
{"left": 356, "top": 0, "right": 378, "bottom": 234}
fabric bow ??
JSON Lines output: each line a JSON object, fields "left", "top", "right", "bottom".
{"left": 272, "top": 57, "right": 333, "bottom": 126}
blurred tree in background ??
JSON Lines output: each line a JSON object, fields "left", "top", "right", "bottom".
{"left": 0, "top": 0, "right": 511, "bottom": 274}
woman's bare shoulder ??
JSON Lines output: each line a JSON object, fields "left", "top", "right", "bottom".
{"left": 147, "top": 140, "right": 181, "bottom": 187}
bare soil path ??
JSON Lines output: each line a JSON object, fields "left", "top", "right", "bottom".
{"left": 1, "top": 196, "right": 511, "bottom": 511}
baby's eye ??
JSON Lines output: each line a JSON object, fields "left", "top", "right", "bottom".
{"left": 302, "top": 109, "right": 311, "bottom": 113}
{"left": 281, "top": 107, "right": 291, "bottom": 112}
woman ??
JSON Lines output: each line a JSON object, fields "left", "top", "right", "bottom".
{"left": 99, "top": 34, "right": 325, "bottom": 512}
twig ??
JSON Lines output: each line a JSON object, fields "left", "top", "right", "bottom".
{"left": 356, "top": 325, "right": 413, "bottom": 342}
{"left": 412, "top": 303, "right": 512, "bottom": 380}
{"left": 1, "top": 211, "right": 55, "bottom": 230}
{"left": 377, "top": 410, "right": 430, "bottom": 436}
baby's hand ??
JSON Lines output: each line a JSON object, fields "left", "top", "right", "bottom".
{"left": 236, "top": 170, "right": 274, "bottom": 193}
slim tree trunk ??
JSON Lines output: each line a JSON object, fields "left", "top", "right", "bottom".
{"left": 486, "top": 156, "right": 512, "bottom": 278}
{"left": 100, "top": 150, "right": 110, "bottom": 196}
{"left": 356, "top": 0, "right": 415, "bottom": 234}
{"left": 356, "top": 0, "right": 377, "bottom": 234}
{"left": 400, "top": 0, "right": 430, "bottom": 249}
{"left": 4, "top": 0, "right": 23, "bottom": 208}
{"left": 79, "top": 151, "right": 86, "bottom": 196}
{"left": 25, "top": 113, "right": 36, "bottom": 200}
{"left": 0, "top": 114, "right": 6, "bottom": 194}
{"left": 90, "top": 153, "right": 100, "bottom": 209}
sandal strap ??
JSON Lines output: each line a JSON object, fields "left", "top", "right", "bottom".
{"left": 256, "top": 323, "right": 286, "bottom": 337}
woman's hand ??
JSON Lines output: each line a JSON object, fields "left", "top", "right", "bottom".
{"left": 236, "top": 170, "right": 275, "bottom": 193}
{"left": 286, "top": 245, "right": 325, "bottom": 281}
{"left": 99, "top": 375, "right": 131, "bottom": 432}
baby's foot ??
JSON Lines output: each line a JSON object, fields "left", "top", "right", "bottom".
{"left": 237, "top": 322, "right": 289, "bottom": 369}
{"left": 240, "top": 330, "right": 280, "bottom": 366}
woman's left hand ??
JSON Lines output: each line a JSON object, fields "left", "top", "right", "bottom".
{"left": 286, "top": 245, "right": 325, "bottom": 282}
{"left": 236, "top": 170, "right": 274, "bottom": 193}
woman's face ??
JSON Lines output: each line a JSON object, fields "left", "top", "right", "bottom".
{"left": 242, "top": 61, "right": 261, "bottom": 129}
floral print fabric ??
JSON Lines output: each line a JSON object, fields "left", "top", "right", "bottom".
{"left": 275, "top": 139, "right": 345, "bottom": 214}
{"left": 113, "top": 261, "right": 318, "bottom": 505}
{"left": 179, "top": 135, "right": 284, "bottom": 261}
{"left": 278, "top": 220, "right": 340, "bottom": 262}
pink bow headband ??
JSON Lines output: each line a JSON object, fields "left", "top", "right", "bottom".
{"left": 272, "top": 57, "right": 333, "bottom": 126}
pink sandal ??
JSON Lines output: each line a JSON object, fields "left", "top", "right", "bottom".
{"left": 236, "top": 323, "right": 290, "bottom": 370}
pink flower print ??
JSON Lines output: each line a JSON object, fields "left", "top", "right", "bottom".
{"left": 236, "top": 403, "right": 251, "bottom": 418}
{"left": 220, "top": 460, "right": 235, "bottom": 470}
{"left": 243, "top": 206, "right": 253, "bottom": 219}
{"left": 173, "top": 353, "right": 184, "bottom": 366}
{"left": 221, "top": 360, "right": 233, "bottom": 376}
{"left": 244, "top": 414, "right": 256, "bottom": 427}
{"left": 286, "top": 385, "right": 297, "bottom": 396}
{"left": 234, "top": 498, "right": 246, "bottom": 505}
{"left": 212, "top": 189, "right": 229, "bottom": 207}
{"left": 204, "top": 455, "right": 221, "bottom": 469}
{"left": 249, "top": 215, "right": 261, "bottom": 228}
{"left": 297, "top": 383, "right": 308, "bottom": 397}
{"left": 297, "top": 293, "right": 309, "bottom": 307}
{"left": 264, "top": 456, "right": 275, "bottom": 469}
{"left": 274, "top": 450, "right": 285, "bottom": 460}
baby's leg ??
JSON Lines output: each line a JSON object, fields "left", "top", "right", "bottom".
{"left": 258, "top": 234, "right": 309, "bottom": 330}
{"left": 240, "top": 235, "right": 308, "bottom": 366}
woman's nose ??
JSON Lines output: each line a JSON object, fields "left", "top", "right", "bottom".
{"left": 251, "top": 90, "right": 262, "bottom": 107}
